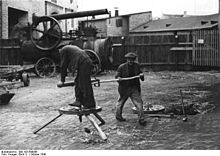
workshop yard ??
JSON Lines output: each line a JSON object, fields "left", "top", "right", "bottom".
{"left": 1, "top": 71, "right": 220, "bottom": 150}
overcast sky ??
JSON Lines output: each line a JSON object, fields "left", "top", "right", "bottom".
{"left": 77, "top": 0, "right": 218, "bottom": 17}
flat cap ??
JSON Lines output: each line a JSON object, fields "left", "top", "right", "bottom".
{"left": 125, "top": 52, "right": 137, "bottom": 58}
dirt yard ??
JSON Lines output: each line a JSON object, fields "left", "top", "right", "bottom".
{"left": 1, "top": 71, "right": 220, "bottom": 150}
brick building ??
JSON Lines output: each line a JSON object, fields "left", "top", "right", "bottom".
{"left": 80, "top": 10, "right": 152, "bottom": 37}
{"left": 0, "top": 0, "right": 78, "bottom": 39}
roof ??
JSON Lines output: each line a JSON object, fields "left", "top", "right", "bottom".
{"left": 80, "top": 11, "right": 152, "bottom": 22}
{"left": 117, "top": 11, "right": 152, "bottom": 17}
{"left": 131, "top": 14, "right": 218, "bottom": 33}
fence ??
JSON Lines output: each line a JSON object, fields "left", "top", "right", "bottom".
{"left": 0, "top": 39, "right": 22, "bottom": 65}
{"left": 1, "top": 29, "right": 219, "bottom": 71}
{"left": 193, "top": 29, "right": 220, "bottom": 67}
{"left": 111, "top": 29, "right": 220, "bottom": 70}
{"left": 110, "top": 33, "right": 193, "bottom": 70}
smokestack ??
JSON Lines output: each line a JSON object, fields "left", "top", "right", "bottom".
{"left": 109, "top": 11, "right": 111, "bottom": 18}
{"left": 114, "top": 7, "right": 119, "bottom": 17}
{"left": 183, "top": 11, "right": 187, "bottom": 17}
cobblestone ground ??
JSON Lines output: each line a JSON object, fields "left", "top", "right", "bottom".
{"left": 0, "top": 71, "right": 220, "bottom": 150}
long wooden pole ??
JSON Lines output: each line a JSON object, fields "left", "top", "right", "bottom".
{"left": 85, "top": 115, "right": 107, "bottom": 140}
{"left": 57, "top": 74, "right": 144, "bottom": 88}
{"left": 33, "top": 114, "right": 63, "bottom": 134}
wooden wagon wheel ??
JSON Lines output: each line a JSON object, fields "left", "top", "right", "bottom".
{"left": 35, "top": 57, "right": 56, "bottom": 78}
{"left": 30, "top": 16, "right": 62, "bottom": 51}
{"left": 84, "top": 49, "right": 101, "bottom": 76}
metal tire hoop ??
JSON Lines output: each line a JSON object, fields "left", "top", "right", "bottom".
{"left": 132, "top": 104, "right": 165, "bottom": 114}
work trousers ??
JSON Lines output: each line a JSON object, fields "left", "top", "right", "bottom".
{"left": 116, "top": 86, "right": 144, "bottom": 121}
{"left": 75, "top": 59, "right": 96, "bottom": 108}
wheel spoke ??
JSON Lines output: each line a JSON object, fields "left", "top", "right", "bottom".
{"left": 35, "top": 57, "right": 56, "bottom": 78}
{"left": 32, "top": 28, "right": 44, "bottom": 34}
{"left": 43, "top": 21, "right": 48, "bottom": 32}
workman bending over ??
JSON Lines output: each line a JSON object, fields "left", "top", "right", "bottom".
{"left": 115, "top": 52, "right": 146, "bottom": 126}
{"left": 58, "top": 45, "right": 96, "bottom": 109}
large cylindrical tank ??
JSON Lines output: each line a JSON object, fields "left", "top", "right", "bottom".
{"left": 83, "top": 38, "right": 113, "bottom": 70}
{"left": 21, "top": 38, "right": 113, "bottom": 71}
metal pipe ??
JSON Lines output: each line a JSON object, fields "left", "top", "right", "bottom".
{"left": 57, "top": 74, "right": 144, "bottom": 88}
{"left": 50, "top": 9, "right": 109, "bottom": 20}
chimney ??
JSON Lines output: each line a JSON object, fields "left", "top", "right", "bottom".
{"left": 183, "top": 11, "right": 187, "bottom": 17}
{"left": 109, "top": 11, "right": 111, "bottom": 18}
{"left": 114, "top": 7, "right": 119, "bottom": 17}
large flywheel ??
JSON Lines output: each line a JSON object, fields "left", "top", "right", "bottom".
{"left": 30, "top": 16, "right": 62, "bottom": 51}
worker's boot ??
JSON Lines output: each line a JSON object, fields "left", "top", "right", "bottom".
{"left": 69, "top": 101, "right": 81, "bottom": 107}
{"left": 116, "top": 116, "right": 126, "bottom": 122}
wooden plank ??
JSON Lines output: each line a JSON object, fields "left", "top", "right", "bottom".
{"left": 0, "top": 46, "right": 20, "bottom": 49}
{"left": 212, "top": 30, "right": 214, "bottom": 66}
{"left": 217, "top": 29, "right": 219, "bottom": 66}
{"left": 170, "top": 47, "right": 193, "bottom": 51}
{"left": 192, "top": 31, "right": 196, "bottom": 65}
{"left": 199, "top": 30, "right": 202, "bottom": 66}
{"left": 86, "top": 115, "right": 107, "bottom": 140}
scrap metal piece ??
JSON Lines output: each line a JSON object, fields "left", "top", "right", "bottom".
{"left": 132, "top": 104, "right": 165, "bottom": 114}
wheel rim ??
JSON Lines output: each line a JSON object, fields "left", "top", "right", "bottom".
{"left": 84, "top": 49, "right": 101, "bottom": 76}
{"left": 35, "top": 57, "right": 56, "bottom": 78}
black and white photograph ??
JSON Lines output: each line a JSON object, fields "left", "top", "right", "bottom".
{"left": 0, "top": 0, "right": 220, "bottom": 153}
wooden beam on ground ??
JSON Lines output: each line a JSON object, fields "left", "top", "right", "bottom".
{"left": 85, "top": 115, "right": 107, "bottom": 140}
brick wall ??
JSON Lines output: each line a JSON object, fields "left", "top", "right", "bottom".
{"left": 107, "top": 16, "right": 129, "bottom": 37}
{"left": 1, "top": 0, "right": 78, "bottom": 39}
{"left": 129, "top": 12, "right": 152, "bottom": 30}
{"left": 1, "top": 0, "right": 44, "bottom": 39}
{"left": 82, "top": 19, "right": 107, "bottom": 38}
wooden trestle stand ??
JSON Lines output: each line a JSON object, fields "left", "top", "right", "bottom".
{"left": 33, "top": 105, "right": 107, "bottom": 140}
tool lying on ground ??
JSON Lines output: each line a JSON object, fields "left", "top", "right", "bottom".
{"left": 147, "top": 113, "right": 175, "bottom": 118}
{"left": 180, "top": 89, "right": 188, "bottom": 122}
{"left": 57, "top": 74, "right": 144, "bottom": 88}
{"left": 0, "top": 65, "right": 31, "bottom": 87}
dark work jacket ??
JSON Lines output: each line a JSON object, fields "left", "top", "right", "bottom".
{"left": 115, "top": 62, "right": 143, "bottom": 95}
{"left": 60, "top": 45, "right": 90, "bottom": 82}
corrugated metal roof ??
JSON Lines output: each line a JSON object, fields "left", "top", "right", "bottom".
{"left": 131, "top": 14, "right": 218, "bottom": 33}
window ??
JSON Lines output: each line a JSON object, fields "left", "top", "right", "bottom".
{"left": 166, "top": 24, "right": 171, "bottom": 27}
{"left": 116, "top": 19, "right": 123, "bottom": 27}
{"left": 51, "top": 0, "right": 57, "bottom": 3}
